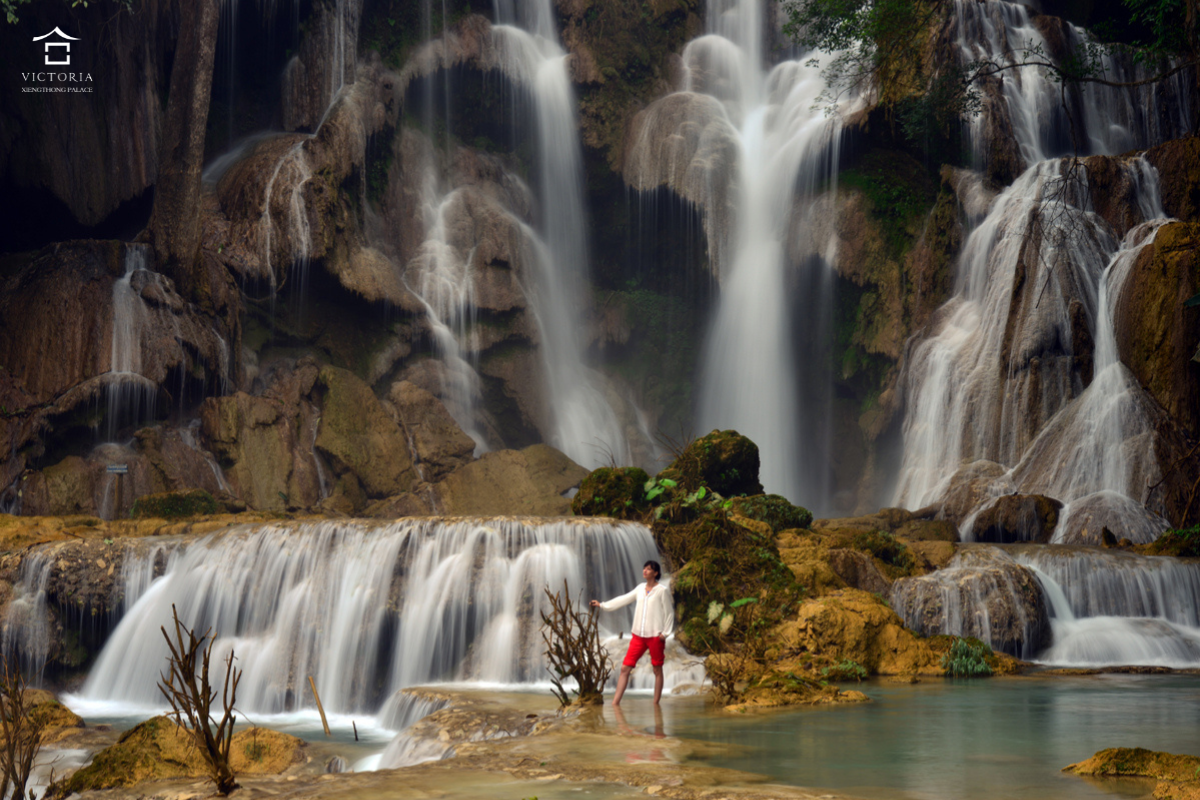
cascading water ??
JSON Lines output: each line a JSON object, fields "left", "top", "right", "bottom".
{"left": 72, "top": 519, "right": 697, "bottom": 717}
{"left": 895, "top": 0, "right": 1190, "bottom": 514}
{"left": 486, "top": 6, "right": 632, "bottom": 468}
{"left": 105, "top": 244, "right": 160, "bottom": 439}
{"left": 1014, "top": 547, "right": 1200, "bottom": 667}
{"left": 627, "top": 0, "right": 858, "bottom": 507}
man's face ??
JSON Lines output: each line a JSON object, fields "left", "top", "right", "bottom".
{"left": 643, "top": 564, "right": 656, "bottom": 582}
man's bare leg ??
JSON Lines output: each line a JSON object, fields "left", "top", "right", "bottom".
{"left": 613, "top": 664, "right": 633, "bottom": 706}
{"left": 652, "top": 664, "right": 664, "bottom": 705}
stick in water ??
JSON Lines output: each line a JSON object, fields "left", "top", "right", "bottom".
{"left": 308, "top": 676, "right": 331, "bottom": 737}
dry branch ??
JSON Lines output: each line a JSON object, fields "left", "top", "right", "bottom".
{"left": 541, "top": 581, "right": 613, "bottom": 706}
{"left": 0, "top": 655, "right": 45, "bottom": 800}
{"left": 158, "top": 604, "right": 241, "bottom": 795}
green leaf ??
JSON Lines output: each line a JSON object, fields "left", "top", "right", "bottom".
{"left": 644, "top": 479, "right": 656, "bottom": 492}
{"left": 729, "top": 597, "right": 758, "bottom": 608}
{"left": 659, "top": 478, "right": 677, "bottom": 488}
{"left": 695, "top": 487, "right": 707, "bottom": 500}
{"left": 646, "top": 487, "right": 664, "bottom": 501}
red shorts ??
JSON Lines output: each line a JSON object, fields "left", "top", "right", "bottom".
{"left": 623, "top": 634, "right": 665, "bottom": 667}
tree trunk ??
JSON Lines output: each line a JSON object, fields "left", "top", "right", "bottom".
{"left": 148, "top": 0, "right": 220, "bottom": 303}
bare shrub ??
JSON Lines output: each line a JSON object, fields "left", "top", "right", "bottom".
{"left": 0, "top": 655, "right": 45, "bottom": 800}
{"left": 541, "top": 581, "right": 613, "bottom": 706}
{"left": 158, "top": 605, "right": 241, "bottom": 795}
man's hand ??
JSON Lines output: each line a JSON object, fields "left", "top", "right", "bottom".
{"left": 589, "top": 599, "right": 600, "bottom": 607}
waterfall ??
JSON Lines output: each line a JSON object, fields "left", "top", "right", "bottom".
{"left": 1013, "top": 547, "right": 1200, "bottom": 667}
{"left": 624, "top": 0, "right": 858, "bottom": 507}
{"left": 486, "top": 8, "right": 632, "bottom": 468}
{"left": 105, "top": 244, "right": 160, "bottom": 439}
{"left": 1, "top": 552, "right": 55, "bottom": 680}
{"left": 73, "top": 518, "right": 696, "bottom": 716}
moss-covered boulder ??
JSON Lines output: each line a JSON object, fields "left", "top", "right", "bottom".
{"left": 728, "top": 494, "right": 813, "bottom": 532}
{"left": 25, "top": 690, "right": 85, "bottom": 744}
{"left": 570, "top": 467, "right": 650, "bottom": 519}
{"left": 1065, "top": 746, "right": 1200, "bottom": 800}
{"left": 130, "top": 490, "right": 220, "bottom": 520}
{"left": 64, "top": 716, "right": 306, "bottom": 790}
{"left": 657, "top": 429, "right": 764, "bottom": 498}
{"left": 1142, "top": 525, "right": 1200, "bottom": 557}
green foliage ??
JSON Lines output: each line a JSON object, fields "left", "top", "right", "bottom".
{"left": 822, "top": 658, "right": 868, "bottom": 682}
{"left": 4, "top": 0, "right": 132, "bottom": 24}
{"left": 130, "top": 490, "right": 220, "bottom": 520}
{"left": 940, "top": 638, "right": 993, "bottom": 677}
{"left": 728, "top": 494, "right": 813, "bottom": 532}
{"left": 1144, "top": 524, "right": 1200, "bottom": 557}
{"left": 571, "top": 467, "right": 650, "bottom": 519}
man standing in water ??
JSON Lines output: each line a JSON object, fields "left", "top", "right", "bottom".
{"left": 590, "top": 560, "right": 674, "bottom": 706}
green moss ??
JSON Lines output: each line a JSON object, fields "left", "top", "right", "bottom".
{"left": 728, "top": 494, "right": 813, "bottom": 532}
{"left": 130, "top": 490, "right": 220, "bottom": 520}
{"left": 570, "top": 467, "right": 650, "bottom": 519}
{"left": 1144, "top": 524, "right": 1200, "bottom": 557}
{"left": 839, "top": 150, "right": 936, "bottom": 262}
{"left": 658, "top": 430, "right": 764, "bottom": 498}
{"left": 851, "top": 530, "right": 917, "bottom": 577}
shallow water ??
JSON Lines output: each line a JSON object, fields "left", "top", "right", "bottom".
{"left": 666, "top": 675, "right": 1200, "bottom": 800}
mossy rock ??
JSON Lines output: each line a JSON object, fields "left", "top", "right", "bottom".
{"left": 129, "top": 490, "right": 220, "bottom": 520}
{"left": 850, "top": 529, "right": 918, "bottom": 578}
{"left": 1065, "top": 747, "right": 1200, "bottom": 781}
{"left": 571, "top": 467, "right": 650, "bottom": 519}
{"left": 1141, "top": 525, "right": 1200, "bottom": 557}
{"left": 729, "top": 494, "right": 812, "bottom": 532}
{"left": 65, "top": 717, "right": 306, "bottom": 791}
{"left": 658, "top": 429, "right": 763, "bottom": 498}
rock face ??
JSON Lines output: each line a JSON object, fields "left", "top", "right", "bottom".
{"left": 969, "top": 494, "right": 1063, "bottom": 544}
{"left": 773, "top": 589, "right": 943, "bottom": 675}
{"left": 1113, "top": 221, "right": 1200, "bottom": 438}
{"left": 386, "top": 381, "right": 476, "bottom": 482}
{"left": 1056, "top": 491, "right": 1170, "bottom": 546}
{"left": 0, "top": 240, "right": 239, "bottom": 491}
{"left": 0, "top": 3, "right": 174, "bottom": 230}
{"left": 433, "top": 445, "right": 587, "bottom": 517}
{"left": 890, "top": 546, "right": 1051, "bottom": 658}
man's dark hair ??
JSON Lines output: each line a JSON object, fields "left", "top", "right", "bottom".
{"left": 644, "top": 560, "right": 661, "bottom": 579}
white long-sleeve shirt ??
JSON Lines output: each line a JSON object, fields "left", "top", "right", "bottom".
{"left": 599, "top": 581, "right": 675, "bottom": 638}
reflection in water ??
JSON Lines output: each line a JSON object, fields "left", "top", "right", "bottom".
{"left": 669, "top": 676, "right": 1200, "bottom": 800}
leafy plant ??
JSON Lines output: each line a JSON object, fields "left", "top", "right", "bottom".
{"left": 822, "top": 658, "right": 868, "bottom": 682}
{"left": 941, "top": 638, "right": 993, "bottom": 677}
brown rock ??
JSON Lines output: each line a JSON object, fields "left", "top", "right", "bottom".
{"left": 1146, "top": 135, "right": 1200, "bottom": 222}
{"left": 774, "top": 589, "right": 942, "bottom": 675}
{"left": 315, "top": 366, "right": 416, "bottom": 498}
{"left": 1057, "top": 492, "right": 1169, "bottom": 545}
{"left": 434, "top": 445, "right": 587, "bottom": 516}
{"left": 1113, "top": 221, "right": 1200, "bottom": 438}
{"left": 890, "top": 546, "right": 1050, "bottom": 657}
{"left": 969, "top": 493, "right": 1063, "bottom": 544}
{"left": 388, "top": 381, "right": 476, "bottom": 482}
{"left": 826, "top": 549, "right": 892, "bottom": 595}
{"left": 937, "top": 460, "right": 1011, "bottom": 527}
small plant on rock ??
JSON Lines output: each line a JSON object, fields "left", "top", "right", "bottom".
{"left": 822, "top": 659, "right": 868, "bottom": 682}
{"left": 158, "top": 605, "right": 241, "bottom": 795}
{"left": 541, "top": 582, "right": 613, "bottom": 706}
{"left": 941, "top": 638, "right": 993, "bottom": 678}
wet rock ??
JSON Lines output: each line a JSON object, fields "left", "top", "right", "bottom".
{"left": 1057, "top": 492, "right": 1170, "bottom": 545}
{"left": 937, "top": 460, "right": 1013, "bottom": 528}
{"left": 969, "top": 493, "right": 1063, "bottom": 544}
{"left": 281, "top": 0, "right": 362, "bottom": 133}
{"left": 387, "top": 381, "right": 476, "bottom": 483}
{"left": 1146, "top": 135, "right": 1200, "bottom": 222}
{"left": 890, "top": 546, "right": 1051, "bottom": 658}
{"left": 200, "top": 359, "right": 324, "bottom": 512}
{"left": 1065, "top": 746, "right": 1200, "bottom": 800}
{"left": 1113, "top": 221, "right": 1200, "bottom": 438}
{"left": 434, "top": 445, "right": 587, "bottom": 516}
{"left": 315, "top": 365, "right": 416, "bottom": 499}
